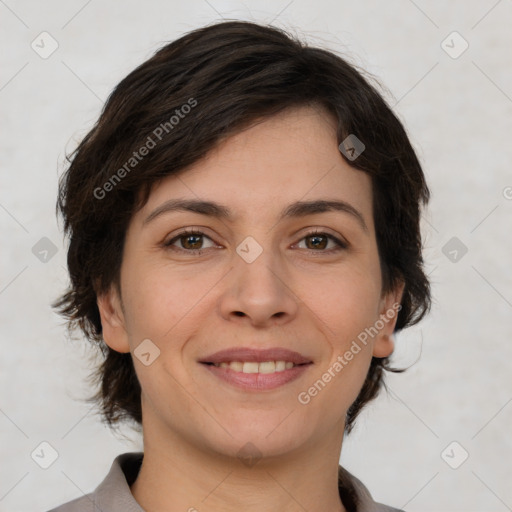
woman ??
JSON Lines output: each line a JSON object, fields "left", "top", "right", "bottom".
{"left": 49, "top": 20, "right": 431, "bottom": 512}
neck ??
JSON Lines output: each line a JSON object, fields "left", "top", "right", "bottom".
{"left": 130, "top": 416, "right": 347, "bottom": 512}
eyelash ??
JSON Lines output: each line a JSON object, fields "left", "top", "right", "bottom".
{"left": 163, "top": 228, "right": 348, "bottom": 255}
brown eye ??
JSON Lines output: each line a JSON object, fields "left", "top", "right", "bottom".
{"left": 164, "top": 230, "right": 215, "bottom": 252}
{"left": 298, "top": 231, "right": 347, "bottom": 252}
{"left": 305, "top": 234, "right": 328, "bottom": 250}
{"left": 180, "top": 233, "right": 203, "bottom": 250}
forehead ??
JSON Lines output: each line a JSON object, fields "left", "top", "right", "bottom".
{"left": 135, "top": 105, "right": 373, "bottom": 227}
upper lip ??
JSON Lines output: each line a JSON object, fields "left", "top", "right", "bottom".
{"left": 199, "top": 347, "right": 312, "bottom": 365}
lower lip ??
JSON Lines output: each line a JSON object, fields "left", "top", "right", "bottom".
{"left": 200, "top": 363, "right": 312, "bottom": 391}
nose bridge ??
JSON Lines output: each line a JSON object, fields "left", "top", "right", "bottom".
{"left": 235, "top": 233, "right": 284, "bottom": 293}
{"left": 221, "top": 233, "right": 298, "bottom": 324}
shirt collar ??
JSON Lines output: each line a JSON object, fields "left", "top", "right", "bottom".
{"left": 92, "top": 452, "right": 385, "bottom": 512}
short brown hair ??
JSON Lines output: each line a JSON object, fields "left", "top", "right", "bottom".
{"left": 52, "top": 20, "right": 431, "bottom": 434}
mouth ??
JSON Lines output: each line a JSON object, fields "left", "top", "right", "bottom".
{"left": 198, "top": 347, "right": 313, "bottom": 391}
{"left": 201, "top": 360, "right": 308, "bottom": 373}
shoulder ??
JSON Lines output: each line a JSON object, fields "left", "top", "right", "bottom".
{"left": 339, "top": 465, "right": 405, "bottom": 512}
{"left": 46, "top": 494, "right": 95, "bottom": 512}
{"left": 373, "top": 504, "right": 406, "bottom": 512}
{"left": 45, "top": 452, "right": 144, "bottom": 512}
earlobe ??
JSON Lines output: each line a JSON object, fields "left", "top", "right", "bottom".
{"left": 372, "top": 333, "right": 395, "bottom": 358}
{"left": 96, "top": 284, "right": 131, "bottom": 354}
{"left": 372, "top": 280, "right": 405, "bottom": 359}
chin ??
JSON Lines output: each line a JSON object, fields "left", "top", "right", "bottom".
{"left": 210, "top": 415, "right": 310, "bottom": 460}
{"left": 209, "top": 432, "right": 305, "bottom": 465}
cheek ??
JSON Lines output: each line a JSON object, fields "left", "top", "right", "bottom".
{"left": 298, "top": 254, "right": 381, "bottom": 405}
{"left": 298, "top": 283, "right": 377, "bottom": 421}
{"left": 121, "top": 261, "right": 208, "bottom": 343}
{"left": 122, "top": 269, "right": 201, "bottom": 414}
{"left": 306, "top": 260, "right": 382, "bottom": 340}
{"left": 120, "top": 262, "right": 223, "bottom": 393}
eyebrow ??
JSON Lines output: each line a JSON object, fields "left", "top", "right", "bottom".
{"left": 143, "top": 198, "right": 368, "bottom": 232}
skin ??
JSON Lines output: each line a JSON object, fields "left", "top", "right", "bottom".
{"left": 97, "top": 104, "right": 404, "bottom": 512}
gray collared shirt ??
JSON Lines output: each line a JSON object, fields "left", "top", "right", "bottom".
{"left": 47, "top": 452, "right": 404, "bottom": 512}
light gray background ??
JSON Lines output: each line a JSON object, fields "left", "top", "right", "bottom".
{"left": 1, "top": 1, "right": 511, "bottom": 511}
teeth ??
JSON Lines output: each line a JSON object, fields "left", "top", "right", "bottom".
{"left": 243, "top": 362, "right": 259, "bottom": 373}
{"left": 212, "top": 360, "right": 298, "bottom": 373}
{"left": 258, "top": 361, "right": 275, "bottom": 374}
{"left": 230, "top": 361, "right": 243, "bottom": 372}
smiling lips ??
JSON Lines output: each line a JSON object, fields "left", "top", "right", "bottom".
{"left": 212, "top": 360, "right": 296, "bottom": 373}
{"left": 199, "top": 347, "right": 313, "bottom": 390}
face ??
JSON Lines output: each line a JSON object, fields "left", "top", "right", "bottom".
{"left": 98, "top": 105, "right": 403, "bottom": 461}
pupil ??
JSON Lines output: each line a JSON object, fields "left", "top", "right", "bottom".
{"left": 182, "top": 234, "right": 327, "bottom": 251}
{"left": 308, "top": 235, "right": 326, "bottom": 250}
{"left": 185, "top": 235, "right": 201, "bottom": 249}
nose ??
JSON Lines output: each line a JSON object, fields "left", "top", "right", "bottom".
{"left": 218, "top": 241, "right": 299, "bottom": 328}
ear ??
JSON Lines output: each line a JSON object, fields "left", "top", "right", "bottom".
{"left": 96, "top": 282, "right": 131, "bottom": 354}
{"left": 372, "top": 279, "right": 405, "bottom": 358}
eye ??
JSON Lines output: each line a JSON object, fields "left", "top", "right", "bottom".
{"left": 296, "top": 230, "right": 348, "bottom": 252}
{"left": 164, "top": 229, "right": 216, "bottom": 253}
{"left": 163, "top": 228, "right": 348, "bottom": 255}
